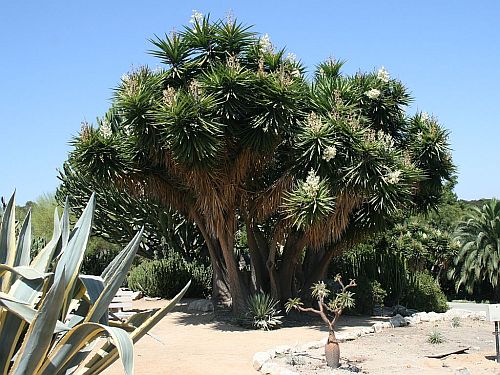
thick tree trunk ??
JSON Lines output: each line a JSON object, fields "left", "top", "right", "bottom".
{"left": 325, "top": 330, "right": 340, "bottom": 368}
{"left": 246, "top": 218, "right": 269, "bottom": 293}
{"left": 278, "top": 234, "right": 306, "bottom": 302}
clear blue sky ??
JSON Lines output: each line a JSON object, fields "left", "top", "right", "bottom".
{"left": 1, "top": 1, "right": 499, "bottom": 204}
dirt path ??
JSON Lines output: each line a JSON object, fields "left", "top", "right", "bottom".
{"left": 102, "top": 299, "right": 500, "bottom": 374}
{"left": 103, "top": 299, "right": 384, "bottom": 375}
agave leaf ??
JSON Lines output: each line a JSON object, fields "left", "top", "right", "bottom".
{"left": 9, "top": 269, "right": 66, "bottom": 375}
{"left": 0, "top": 193, "right": 16, "bottom": 292}
{"left": 85, "top": 229, "right": 143, "bottom": 323}
{"left": 31, "top": 208, "right": 62, "bottom": 273}
{"left": 0, "top": 265, "right": 48, "bottom": 280}
{"left": 14, "top": 210, "right": 31, "bottom": 267}
{"left": 60, "top": 198, "right": 70, "bottom": 250}
{"left": 100, "top": 228, "right": 143, "bottom": 286}
{"left": 38, "top": 323, "right": 133, "bottom": 375}
{"left": 55, "top": 194, "right": 95, "bottom": 318}
{"left": 82, "top": 281, "right": 191, "bottom": 375}
{"left": 0, "top": 291, "right": 69, "bottom": 333}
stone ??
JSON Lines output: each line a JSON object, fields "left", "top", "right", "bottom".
{"left": 373, "top": 321, "right": 392, "bottom": 333}
{"left": 187, "top": 299, "right": 214, "bottom": 312}
{"left": 274, "top": 345, "right": 291, "bottom": 355}
{"left": 253, "top": 352, "right": 271, "bottom": 371}
{"left": 390, "top": 314, "right": 408, "bottom": 327}
{"left": 131, "top": 291, "right": 143, "bottom": 300}
{"left": 454, "top": 367, "right": 470, "bottom": 375}
{"left": 418, "top": 312, "right": 430, "bottom": 322}
{"left": 427, "top": 312, "right": 443, "bottom": 322}
{"left": 260, "top": 361, "right": 281, "bottom": 374}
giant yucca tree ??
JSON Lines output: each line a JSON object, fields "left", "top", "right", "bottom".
{"left": 61, "top": 13, "right": 454, "bottom": 313}
{"left": 449, "top": 199, "right": 500, "bottom": 300}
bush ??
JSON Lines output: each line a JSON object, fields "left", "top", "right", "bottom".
{"left": 351, "top": 277, "right": 387, "bottom": 314}
{"left": 127, "top": 251, "right": 212, "bottom": 298}
{"left": 245, "top": 293, "right": 282, "bottom": 330}
{"left": 82, "top": 247, "right": 121, "bottom": 275}
{"left": 403, "top": 272, "right": 448, "bottom": 312}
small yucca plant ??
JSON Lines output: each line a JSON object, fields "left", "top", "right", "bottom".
{"left": 245, "top": 292, "right": 282, "bottom": 331}
{"left": 0, "top": 192, "right": 190, "bottom": 375}
{"left": 428, "top": 330, "right": 445, "bottom": 344}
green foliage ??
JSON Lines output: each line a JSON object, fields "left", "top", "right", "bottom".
{"left": 81, "top": 237, "right": 121, "bottom": 276}
{"left": 245, "top": 292, "right": 283, "bottom": 330}
{"left": 403, "top": 272, "right": 448, "bottom": 312}
{"left": 351, "top": 277, "right": 387, "bottom": 314}
{"left": 0, "top": 192, "right": 190, "bottom": 374}
{"left": 449, "top": 199, "right": 500, "bottom": 300}
{"left": 61, "top": 12, "right": 454, "bottom": 314}
{"left": 127, "top": 252, "right": 211, "bottom": 298}
{"left": 427, "top": 330, "right": 445, "bottom": 344}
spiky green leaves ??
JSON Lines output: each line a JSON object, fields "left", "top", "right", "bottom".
{"left": 449, "top": 199, "right": 500, "bottom": 294}
{"left": 155, "top": 90, "right": 224, "bottom": 169}
{"left": 283, "top": 170, "right": 335, "bottom": 230}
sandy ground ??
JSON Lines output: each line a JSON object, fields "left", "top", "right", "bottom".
{"left": 103, "top": 299, "right": 500, "bottom": 375}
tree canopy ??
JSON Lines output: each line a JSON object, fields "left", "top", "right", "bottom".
{"left": 60, "top": 13, "right": 454, "bottom": 313}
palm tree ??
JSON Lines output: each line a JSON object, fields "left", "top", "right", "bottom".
{"left": 61, "top": 13, "right": 454, "bottom": 314}
{"left": 449, "top": 199, "right": 500, "bottom": 300}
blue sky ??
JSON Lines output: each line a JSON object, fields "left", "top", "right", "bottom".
{"left": 1, "top": 1, "right": 499, "bottom": 204}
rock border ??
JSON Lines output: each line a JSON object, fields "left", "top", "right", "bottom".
{"left": 252, "top": 308, "right": 486, "bottom": 374}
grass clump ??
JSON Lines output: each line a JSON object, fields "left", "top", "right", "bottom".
{"left": 427, "top": 330, "right": 445, "bottom": 344}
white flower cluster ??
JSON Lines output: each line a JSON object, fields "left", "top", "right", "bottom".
{"left": 285, "top": 52, "right": 297, "bottom": 63}
{"left": 385, "top": 170, "right": 401, "bottom": 185}
{"left": 306, "top": 112, "right": 322, "bottom": 133}
{"left": 303, "top": 169, "right": 321, "bottom": 198}
{"left": 377, "top": 130, "right": 394, "bottom": 150}
{"left": 189, "top": 79, "right": 201, "bottom": 98}
{"left": 123, "top": 124, "right": 133, "bottom": 136}
{"left": 421, "top": 112, "right": 430, "bottom": 121}
{"left": 365, "top": 88, "right": 381, "bottom": 100}
{"left": 121, "top": 73, "right": 130, "bottom": 83}
{"left": 190, "top": 10, "right": 203, "bottom": 24}
{"left": 377, "top": 66, "right": 390, "bottom": 82}
{"left": 259, "top": 33, "right": 273, "bottom": 54}
{"left": 322, "top": 145, "right": 337, "bottom": 162}
{"left": 163, "top": 87, "right": 176, "bottom": 106}
{"left": 99, "top": 119, "right": 112, "bottom": 139}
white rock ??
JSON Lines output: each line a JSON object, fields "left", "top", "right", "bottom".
{"left": 260, "top": 361, "right": 281, "bottom": 374}
{"left": 279, "top": 369, "right": 300, "bottom": 375}
{"left": 253, "top": 352, "right": 271, "bottom": 371}
{"left": 454, "top": 367, "right": 470, "bottom": 375}
{"left": 187, "top": 299, "right": 214, "bottom": 312}
{"left": 274, "top": 345, "right": 291, "bottom": 355}
{"left": 427, "top": 312, "right": 442, "bottom": 322}
{"left": 372, "top": 321, "right": 392, "bottom": 333}
{"left": 418, "top": 312, "right": 430, "bottom": 322}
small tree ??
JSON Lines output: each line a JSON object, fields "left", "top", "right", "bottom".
{"left": 285, "top": 275, "right": 356, "bottom": 368}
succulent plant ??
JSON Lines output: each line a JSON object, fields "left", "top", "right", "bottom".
{"left": 0, "top": 192, "right": 190, "bottom": 374}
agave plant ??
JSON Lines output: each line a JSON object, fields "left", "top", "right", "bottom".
{"left": 0, "top": 192, "right": 190, "bottom": 375}
{"left": 245, "top": 292, "right": 282, "bottom": 331}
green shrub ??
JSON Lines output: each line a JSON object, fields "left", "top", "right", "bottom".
{"left": 127, "top": 251, "right": 212, "bottom": 298}
{"left": 245, "top": 293, "right": 282, "bottom": 330}
{"left": 82, "top": 247, "right": 121, "bottom": 275}
{"left": 351, "top": 277, "right": 387, "bottom": 314}
{"left": 403, "top": 272, "right": 448, "bottom": 312}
